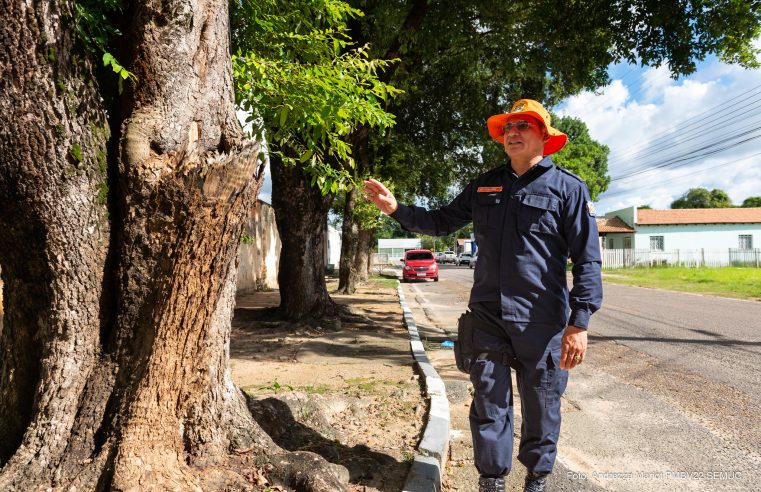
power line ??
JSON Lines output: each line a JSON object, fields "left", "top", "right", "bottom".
{"left": 609, "top": 95, "right": 761, "bottom": 164}
{"left": 610, "top": 120, "right": 761, "bottom": 179}
{"left": 612, "top": 127, "right": 761, "bottom": 181}
{"left": 599, "top": 150, "right": 761, "bottom": 199}
{"left": 609, "top": 82, "right": 761, "bottom": 159}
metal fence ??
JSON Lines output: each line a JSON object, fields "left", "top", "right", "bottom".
{"left": 370, "top": 253, "right": 395, "bottom": 275}
{"left": 371, "top": 253, "right": 391, "bottom": 266}
{"left": 601, "top": 248, "right": 761, "bottom": 269}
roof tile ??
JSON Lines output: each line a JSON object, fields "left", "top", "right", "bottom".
{"left": 596, "top": 216, "right": 636, "bottom": 233}
{"left": 637, "top": 208, "right": 761, "bottom": 225}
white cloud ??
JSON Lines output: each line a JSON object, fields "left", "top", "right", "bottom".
{"left": 641, "top": 65, "right": 673, "bottom": 102}
{"left": 558, "top": 54, "right": 761, "bottom": 213}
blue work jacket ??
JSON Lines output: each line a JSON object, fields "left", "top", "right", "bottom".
{"left": 390, "top": 157, "right": 603, "bottom": 329}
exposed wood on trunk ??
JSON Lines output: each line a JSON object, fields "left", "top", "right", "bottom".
{"left": 0, "top": 1, "right": 347, "bottom": 490}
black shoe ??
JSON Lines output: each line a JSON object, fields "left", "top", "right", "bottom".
{"left": 478, "top": 476, "right": 505, "bottom": 492}
{"left": 524, "top": 472, "right": 548, "bottom": 492}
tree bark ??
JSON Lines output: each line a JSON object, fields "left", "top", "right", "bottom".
{"left": 356, "top": 228, "right": 375, "bottom": 282}
{"left": 271, "top": 156, "right": 338, "bottom": 321}
{"left": 0, "top": 1, "right": 345, "bottom": 490}
{"left": 337, "top": 186, "right": 361, "bottom": 294}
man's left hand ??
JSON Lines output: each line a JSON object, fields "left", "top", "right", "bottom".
{"left": 560, "top": 325, "right": 587, "bottom": 370}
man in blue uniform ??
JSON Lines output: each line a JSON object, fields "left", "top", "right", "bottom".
{"left": 364, "top": 99, "right": 602, "bottom": 492}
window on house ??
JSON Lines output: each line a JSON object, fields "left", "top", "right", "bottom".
{"left": 624, "top": 237, "right": 632, "bottom": 250}
{"left": 607, "top": 238, "right": 615, "bottom": 249}
{"left": 650, "top": 236, "right": 664, "bottom": 251}
{"left": 739, "top": 235, "right": 753, "bottom": 250}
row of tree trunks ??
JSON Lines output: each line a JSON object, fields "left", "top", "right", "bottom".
{"left": 337, "top": 189, "right": 376, "bottom": 295}
{"left": 337, "top": 186, "right": 362, "bottom": 294}
{"left": 356, "top": 228, "right": 375, "bottom": 282}
{"left": 270, "top": 156, "right": 338, "bottom": 321}
{"left": 337, "top": 129, "right": 374, "bottom": 295}
{"left": 0, "top": 1, "right": 345, "bottom": 490}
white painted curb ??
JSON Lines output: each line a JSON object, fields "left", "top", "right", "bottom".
{"left": 397, "top": 280, "right": 451, "bottom": 492}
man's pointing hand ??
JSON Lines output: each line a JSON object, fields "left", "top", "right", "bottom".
{"left": 363, "top": 178, "right": 398, "bottom": 215}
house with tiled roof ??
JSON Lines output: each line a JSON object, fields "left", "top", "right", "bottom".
{"left": 598, "top": 206, "right": 761, "bottom": 267}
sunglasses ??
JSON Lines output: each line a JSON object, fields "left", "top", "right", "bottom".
{"left": 503, "top": 120, "right": 537, "bottom": 133}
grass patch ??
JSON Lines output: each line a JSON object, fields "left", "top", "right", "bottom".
{"left": 368, "top": 274, "right": 399, "bottom": 289}
{"left": 243, "top": 380, "right": 294, "bottom": 396}
{"left": 346, "top": 377, "right": 378, "bottom": 392}
{"left": 299, "top": 383, "right": 331, "bottom": 395}
{"left": 602, "top": 267, "right": 761, "bottom": 300}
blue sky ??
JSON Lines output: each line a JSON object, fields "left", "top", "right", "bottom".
{"left": 557, "top": 38, "right": 761, "bottom": 214}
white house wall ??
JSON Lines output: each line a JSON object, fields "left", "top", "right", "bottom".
{"left": 634, "top": 224, "right": 760, "bottom": 251}
{"left": 602, "top": 233, "right": 635, "bottom": 250}
{"left": 326, "top": 225, "right": 342, "bottom": 271}
{"left": 377, "top": 238, "right": 422, "bottom": 263}
{"left": 237, "top": 200, "right": 281, "bottom": 292}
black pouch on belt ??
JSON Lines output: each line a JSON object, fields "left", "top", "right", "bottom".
{"left": 454, "top": 310, "right": 519, "bottom": 373}
{"left": 454, "top": 311, "right": 477, "bottom": 373}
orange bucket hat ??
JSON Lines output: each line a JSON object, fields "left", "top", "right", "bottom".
{"left": 487, "top": 99, "right": 567, "bottom": 155}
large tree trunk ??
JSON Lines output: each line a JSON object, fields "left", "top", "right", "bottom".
{"left": 271, "top": 156, "right": 338, "bottom": 321}
{"left": 0, "top": 1, "right": 345, "bottom": 490}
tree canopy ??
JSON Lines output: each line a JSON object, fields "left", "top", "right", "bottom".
{"left": 231, "top": 0, "right": 400, "bottom": 194}
{"left": 550, "top": 115, "right": 610, "bottom": 201}
{"left": 671, "top": 187, "right": 733, "bottom": 208}
{"left": 348, "top": 0, "right": 761, "bottom": 204}
{"left": 741, "top": 196, "right": 761, "bottom": 207}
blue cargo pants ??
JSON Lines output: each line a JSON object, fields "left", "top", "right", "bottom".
{"left": 468, "top": 303, "right": 569, "bottom": 478}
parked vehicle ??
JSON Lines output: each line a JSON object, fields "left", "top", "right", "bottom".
{"left": 456, "top": 253, "right": 473, "bottom": 266}
{"left": 469, "top": 252, "right": 478, "bottom": 269}
{"left": 435, "top": 252, "right": 445, "bottom": 263}
{"left": 400, "top": 249, "right": 439, "bottom": 282}
{"left": 439, "top": 250, "right": 456, "bottom": 264}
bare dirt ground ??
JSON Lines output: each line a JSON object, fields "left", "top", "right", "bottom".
{"left": 231, "top": 278, "right": 426, "bottom": 491}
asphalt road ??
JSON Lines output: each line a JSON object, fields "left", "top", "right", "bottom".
{"left": 401, "top": 265, "right": 761, "bottom": 491}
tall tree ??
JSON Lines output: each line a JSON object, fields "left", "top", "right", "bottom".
{"left": 671, "top": 187, "right": 733, "bottom": 208}
{"left": 335, "top": 0, "right": 761, "bottom": 292}
{"left": 335, "top": 176, "right": 392, "bottom": 293}
{"left": 232, "top": 0, "right": 398, "bottom": 318}
{"left": 0, "top": 0, "right": 344, "bottom": 489}
{"left": 551, "top": 115, "right": 610, "bottom": 201}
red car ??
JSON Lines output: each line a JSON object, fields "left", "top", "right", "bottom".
{"left": 401, "top": 249, "right": 439, "bottom": 282}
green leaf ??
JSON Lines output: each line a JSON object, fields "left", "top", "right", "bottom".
{"left": 102, "top": 52, "right": 115, "bottom": 67}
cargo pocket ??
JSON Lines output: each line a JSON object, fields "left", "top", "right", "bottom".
{"left": 543, "top": 351, "right": 567, "bottom": 408}
{"left": 519, "top": 194, "right": 560, "bottom": 233}
{"left": 474, "top": 192, "right": 502, "bottom": 228}
{"left": 470, "top": 358, "right": 505, "bottom": 421}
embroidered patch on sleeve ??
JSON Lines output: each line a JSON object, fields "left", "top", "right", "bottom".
{"left": 587, "top": 201, "right": 597, "bottom": 217}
